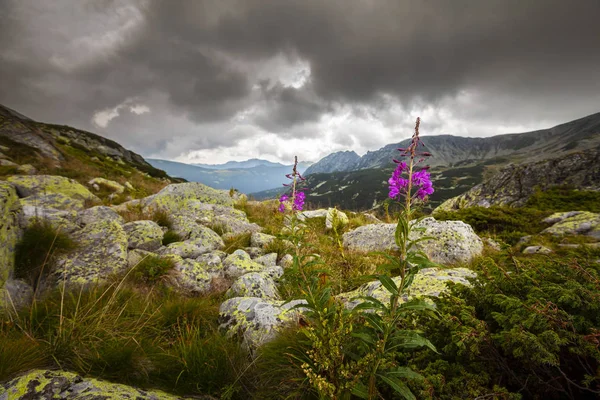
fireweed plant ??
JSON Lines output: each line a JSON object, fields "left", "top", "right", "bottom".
{"left": 294, "top": 118, "right": 440, "bottom": 400}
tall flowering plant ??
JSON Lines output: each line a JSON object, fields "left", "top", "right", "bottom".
{"left": 278, "top": 156, "right": 306, "bottom": 213}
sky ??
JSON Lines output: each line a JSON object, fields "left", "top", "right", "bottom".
{"left": 1, "top": 0, "right": 599, "bottom": 165}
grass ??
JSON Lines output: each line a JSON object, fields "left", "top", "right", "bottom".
{"left": 162, "top": 230, "right": 183, "bottom": 246}
{"left": 129, "top": 255, "right": 176, "bottom": 285}
{"left": 223, "top": 232, "right": 252, "bottom": 254}
{"left": 14, "top": 220, "right": 77, "bottom": 290}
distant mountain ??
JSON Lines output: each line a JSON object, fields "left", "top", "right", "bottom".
{"left": 148, "top": 158, "right": 311, "bottom": 194}
{"left": 306, "top": 112, "right": 600, "bottom": 174}
{"left": 194, "top": 158, "right": 282, "bottom": 170}
{"left": 303, "top": 151, "right": 360, "bottom": 175}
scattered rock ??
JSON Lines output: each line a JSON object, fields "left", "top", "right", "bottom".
{"left": 297, "top": 209, "right": 328, "bottom": 221}
{"left": 124, "top": 181, "right": 135, "bottom": 191}
{"left": 195, "top": 252, "right": 224, "bottom": 269}
{"left": 362, "top": 213, "right": 382, "bottom": 224}
{"left": 522, "top": 246, "right": 553, "bottom": 255}
{"left": 250, "top": 232, "right": 277, "bottom": 248}
{"left": 279, "top": 254, "right": 294, "bottom": 268}
{"left": 484, "top": 237, "right": 502, "bottom": 251}
{"left": 223, "top": 250, "right": 268, "bottom": 279}
{"left": 0, "top": 369, "right": 192, "bottom": 399}
{"left": 127, "top": 249, "right": 157, "bottom": 270}
{"left": 219, "top": 297, "right": 307, "bottom": 350}
{"left": 326, "top": 208, "right": 349, "bottom": 230}
{"left": 0, "top": 279, "right": 33, "bottom": 311}
{"left": 0, "top": 182, "right": 21, "bottom": 287}
{"left": 143, "top": 182, "right": 234, "bottom": 213}
{"left": 343, "top": 217, "right": 484, "bottom": 265}
{"left": 0, "top": 159, "right": 17, "bottom": 167}
{"left": 542, "top": 211, "right": 600, "bottom": 239}
{"left": 123, "top": 220, "right": 163, "bottom": 251}
{"left": 19, "top": 201, "right": 79, "bottom": 233}
{"left": 6, "top": 175, "right": 99, "bottom": 204}
{"left": 16, "top": 164, "right": 37, "bottom": 175}
{"left": 518, "top": 235, "right": 532, "bottom": 245}
{"left": 226, "top": 272, "right": 280, "bottom": 300}
{"left": 244, "top": 247, "right": 264, "bottom": 258}
{"left": 165, "top": 255, "right": 223, "bottom": 295}
{"left": 254, "top": 253, "right": 278, "bottom": 268}
{"left": 88, "top": 177, "right": 125, "bottom": 194}
{"left": 78, "top": 206, "right": 124, "bottom": 226}
{"left": 160, "top": 235, "right": 224, "bottom": 259}
{"left": 338, "top": 268, "right": 476, "bottom": 310}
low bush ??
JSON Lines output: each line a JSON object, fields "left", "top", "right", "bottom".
{"left": 162, "top": 230, "right": 182, "bottom": 246}
{"left": 130, "top": 255, "right": 175, "bottom": 285}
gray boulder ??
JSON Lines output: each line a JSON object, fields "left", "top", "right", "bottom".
{"left": 522, "top": 246, "right": 553, "bottom": 255}
{"left": 123, "top": 220, "right": 163, "bottom": 251}
{"left": 251, "top": 232, "right": 277, "bottom": 248}
{"left": 223, "top": 250, "right": 268, "bottom": 279}
{"left": 254, "top": 253, "right": 278, "bottom": 268}
{"left": 6, "top": 175, "right": 99, "bottom": 206}
{"left": 77, "top": 206, "right": 124, "bottom": 226}
{"left": 159, "top": 233, "right": 224, "bottom": 259}
{"left": 0, "top": 279, "right": 33, "bottom": 311}
{"left": 0, "top": 182, "right": 21, "bottom": 288}
{"left": 226, "top": 272, "right": 280, "bottom": 300}
{"left": 542, "top": 211, "right": 600, "bottom": 239}
{"left": 164, "top": 255, "right": 224, "bottom": 295}
{"left": 19, "top": 199, "right": 79, "bottom": 233}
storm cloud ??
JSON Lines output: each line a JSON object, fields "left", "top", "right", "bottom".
{"left": 1, "top": 0, "right": 599, "bottom": 163}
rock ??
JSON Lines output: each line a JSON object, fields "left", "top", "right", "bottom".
{"left": 143, "top": 182, "right": 234, "bottom": 213}
{"left": 522, "top": 246, "right": 553, "bottom": 255}
{"left": 78, "top": 206, "right": 124, "bottom": 226}
{"left": 88, "top": 177, "right": 125, "bottom": 194}
{"left": 250, "top": 232, "right": 277, "bottom": 248}
{"left": 518, "top": 235, "right": 532, "bottom": 245}
{"left": 127, "top": 249, "right": 157, "bottom": 269}
{"left": 19, "top": 201, "right": 79, "bottom": 233}
{"left": 16, "top": 164, "right": 36, "bottom": 175}
{"left": 244, "top": 247, "right": 264, "bottom": 258}
{"left": 223, "top": 250, "right": 268, "bottom": 279}
{"left": 191, "top": 202, "right": 261, "bottom": 236}
{"left": 297, "top": 209, "right": 328, "bottom": 221}
{"left": 0, "top": 145, "right": 9, "bottom": 152}
{"left": 195, "top": 252, "right": 224, "bottom": 269}
{"left": 159, "top": 232, "right": 224, "bottom": 259}
{"left": 254, "top": 253, "right": 278, "bottom": 268}
{"left": 6, "top": 175, "right": 99, "bottom": 204}
{"left": 343, "top": 217, "right": 483, "bottom": 265}
{"left": 326, "top": 208, "right": 349, "bottom": 230}
{"left": 278, "top": 254, "right": 294, "bottom": 268}
{"left": 164, "top": 255, "right": 223, "bottom": 295}
{"left": 124, "top": 181, "right": 135, "bottom": 191}
{"left": 0, "top": 159, "right": 17, "bottom": 167}
{"left": 363, "top": 213, "right": 382, "bottom": 224}
{"left": 52, "top": 218, "right": 128, "bottom": 286}
{"left": 542, "top": 211, "right": 600, "bottom": 239}
{"left": 263, "top": 265, "right": 284, "bottom": 280}
{"left": 226, "top": 272, "right": 280, "bottom": 300}
{"left": 20, "top": 192, "right": 87, "bottom": 212}
{"left": 0, "top": 182, "right": 21, "bottom": 288}
{"left": 0, "top": 279, "right": 33, "bottom": 311}
{"left": 123, "top": 220, "right": 163, "bottom": 251}
{"left": 484, "top": 237, "right": 502, "bottom": 251}
{"left": 0, "top": 369, "right": 191, "bottom": 399}
{"left": 219, "top": 297, "right": 307, "bottom": 350}
{"left": 338, "top": 267, "right": 476, "bottom": 310}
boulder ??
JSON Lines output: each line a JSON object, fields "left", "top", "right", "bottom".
{"left": 0, "top": 279, "right": 33, "bottom": 311}
{"left": 219, "top": 297, "right": 307, "bottom": 350}
{"left": 143, "top": 182, "right": 234, "bottom": 212}
{"left": 16, "top": 164, "right": 37, "bottom": 175}
{"left": 326, "top": 208, "right": 349, "bottom": 231}
{"left": 88, "top": 177, "right": 125, "bottom": 194}
{"left": 6, "top": 175, "right": 99, "bottom": 204}
{"left": 19, "top": 200, "right": 79, "bottom": 233}
{"left": 226, "top": 272, "right": 280, "bottom": 300}
{"left": 195, "top": 252, "right": 224, "bottom": 269}
{"left": 191, "top": 202, "right": 260, "bottom": 236}
{"left": 164, "top": 255, "right": 223, "bottom": 295}
{"left": 278, "top": 254, "right": 294, "bottom": 268}
{"left": 127, "top": 249, "right": 157, "bottom": 270}
{"left": 522, "top": 246, "right": 553, "bottom": 255}
{"left": 297, "top": 209, "right": 328, "bottom": 221}
{"left": 0, "top": 159, "right": 17, "bottom": 167}
{"left": 18, "top": 192, "right": 87, "bottom": 212}
{"left": 542, "top": 211, "right": 600, "bottom": 239}
{"left": 0, "top": 369, "right": 192, "bottom": 399}
{"left": 159, "top": 233, "right": 224, "bottom": 259}
{"left": 77, "top": 206, "right": 124, "bottom": 226}
{"left": 52, "top": 218, "right": 128, "bottom": 286}
{"left": 223, "top": 250, "right": 268, "bottom": 279}
{"left": 0, "top": 182, "right": 21, "bottom": 287}
{"left": 342, "top": 217, "right": 483, "bottom": 265}
{"left": 250, "top": 232, "right": 276, "bottom": 248}
{"left": 254, "top": 253, "right": 278, "bottom": 268}
{"left": 123, "top": 220, "right": 163, "bottom": 251}
{"left": 338, "top": 267, "right": 476, "bottom": 310}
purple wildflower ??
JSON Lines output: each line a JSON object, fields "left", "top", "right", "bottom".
{"left": 278, "top": 156, "right": 308, "bottom": 213}
{"left": 293, "top": 191, "right": 305, "bottom": 211}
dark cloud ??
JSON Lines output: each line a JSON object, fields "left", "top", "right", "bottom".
{"left": 0, "top": 0, "right": 599, "bottom": 161}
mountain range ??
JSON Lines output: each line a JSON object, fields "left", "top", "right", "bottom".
{"left": 147, "top": 158, "right": 311, "bottom": 194}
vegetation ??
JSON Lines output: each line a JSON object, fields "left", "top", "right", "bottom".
{"left": 129, "top": 255, "right": 176, "bottom": 285}
{"left": 162, "top": 230, "right": 183, "bottom": 246}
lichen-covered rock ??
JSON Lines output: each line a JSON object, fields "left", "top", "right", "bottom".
{"left": 342, "top": 218, "right": 483, "bottom": 265}
{"left": 52, "top": 219, "right": 128, "bottom": 286}
{"left": 164, "top": 255, "right": 223, "bottom": 295}
{"left": 263, "top": 265, "right": 284, "bottom": 280}
{"left": 326, "top": 208, "right": 349, "bottom": 230}
{"left": 192, "top": 202, "right": 260, "bottom": 236}
{"left": 219, "top": 297, "right": 307, "bottom": 350}
{"left": 244, "top": 247, "right": 264, "bottom": 258}
{"left": 77, "top": 206, "right": 124, "bottom": 226}
{"left": 195, "top": 252, "right": 224, "bottom": 269}
{"left": 160, "top": 233, "right": 224, "bottom": 259}
{"left": 143, "top": 182, "right": 234, "bottom": 213}
{"left": 0, "top": 159, "right": 17, "bottom": 167}
{"left": 297, "top": 209, "right": 328, "bottom": 221}
{"left": 0, "top": 279, "right": 33, "bottom": 311}
{"left": 19, "top": 192, "right": 87, "bottom": 212}
{"left": 226, "top": 272, "right": 280, "bottom": 300}
{"left": 0, "top": 369, "right": 193, "bottom": 399}
{"left": 0, "top": 182, "right": 21, "bottom": 287}
{"left": 19, "top": 201, "right": 79, "bottom": 233}
{"left": 278, "top": 254, "right": 294, "bottom": 268}
{"left": 254, "top": 253, "right": 278, "bottom": 268}
{"left": 127, "top": 249, "right": 157, "bottom": 269}
{"left": 542, "top": 211, "right": 600, "bottom": 239}
{"left": 522, "top": 246, "right": 553, "bottom": 255}
{"left": 338, "top": 267, "right": 476, "bottom": 310}
{"left": 6, "top": 175, "right": 99, "bottom": 203}
{"left": 250, "top": 232, "right": 276, "bottom": 248}
{"left": 88, "top": 177, "right": 125, "bottom": 194}
{"left": 223, "top": 250, "right": 268, "bottom": 279}
{"left": 123, "top": 220, "right": 163, "bottom": 251}
{"left": 16, "top": 164, "right": 37, "bottom": 175}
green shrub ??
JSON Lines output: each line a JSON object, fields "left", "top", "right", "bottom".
{"left": 526, "top": 185, "right": 600, "bottom": 213}
{"left": 151, "top": 208, "right": 172, "bottom": 229}
{"left": 223, "top": 232, "right": 252, "bottom": 254}
{"left": 162, "top": 230, "right": 182, "bottom": 246}
{"left": 14, "top": 220, "right": 76, "bottom": 289}
{"left": 130, "top": 255, "right": 175, "bottom": 285}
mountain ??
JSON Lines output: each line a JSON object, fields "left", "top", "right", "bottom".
{"left": 194, "top": 158, "right": 284, "bottom": 170}
{"left": 148, "top": 158, "right": 311, "bottom": 194}
{"left": 303, "top": 151, "right": 360, "bottom": 175}
{"left": 256, "top": 112, "right": 600, "bottom": 211}
{"left": 307, "top": 112, "right": 600, "bottom": 174}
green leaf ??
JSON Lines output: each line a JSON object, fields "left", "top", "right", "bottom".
{"left": 351, "top": 332, "right": 376, "bottom": 345}
{"left": 378, "top": 374, "right": 416, "bottom": 400}
{"left": 351, "top": 382, "right": 370, "bottom": 399}
{"left": 397, "top": 298, "right": 437, "bottom": 313}
{"left": 362, "top": 313, "right": 384, "bottom": 332}
{"left": 386, "top": 366, "right": 423, "bottom": 381}
{"left": 378, "top": 274, "right": 399, "bottom": 296}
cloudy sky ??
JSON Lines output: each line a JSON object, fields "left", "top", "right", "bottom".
{"left": 1, "top": 0, "right": 599, "bottom": 164}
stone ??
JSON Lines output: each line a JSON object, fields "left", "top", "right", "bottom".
{"left": 518, "top": 235, "right": 532, "bottom": 245}
{"left": 52, "top": 218, "right": 128, "bottom": 286}
{"left": 343, "top": 217, "right": 483, "bottom": 265}
{"left": 279, "top": 254, "right": 294, "bottom": 268}
{"left": 484, "top": 237, "right": 502, "bottom": 251}
{"left": 123, "top": 220, "right": 163, "bottom": 251}
{"left": 250, "top": 232, "right": 277, "bottom": 248}
{"left": 192, "top": 202, "right": 261, "bottom": 236}
{"left": 0, "top": 279, "right": 33, "bottom": 311}
{"left": 164, "top": 255, "right": 223, "bottom": 295}
{"left": 20, "top": 192, "right": 87, "bottom": 212}
{"left": 244, "top": 246, "right": 264, "bottom": 258}
{"left": 226, "top": 272, "right": 280, "bottom": 300}
{"left": 326, "top": 208, "right": 349, "bottom": 231}
{"left": 77, "top": 206, "right": 124, "bottom": 226}
{"left": 338, "top": 267, "right": 476, "bottom": 310}
{"left": 0, "top": 159, "right": 17, "bottom": 167}
{"left": 19, "top": 201, "right": 79, "bottom": 233}
{"left": 127, "top": 249, "right": 157, "bottom": 270}
{"left": 6, "top": 175, "right": 99, "bottom": 203}
{"left": 363, "top": 213, "right": 382, "bottom": 224}
{"left": 159, "top": 233, "right": 224, "bottom": 259}
{"left": 195, "top": 252, "right": 224, "bottom": 269}
{"left": 297, "top": 209, "right": 328, "bottom": 221}
{"left": 522, "top": 246, "right": 553, "bottom": 255}
{"left": 0, "top": 182, "right": 21, "bottom": 287}
{"left": 0, "top": 369, "right": 192, "bottom": 399}
{"left": 542, "top": 211, "right": 600, "bottom": 239}
{"left": 16, "top": 164, "right": 37, "bottom": 175}
{"left": 219, "top": 297, "right": 307, "bottom": 350}
{"left": 223, "top": 250, "right": 268, "bottom": 279}
{"left": 263, "top": 265, "right": 284, "bottom": 280}
{"left": 88, "top": 177, "right": 125, "bottom": 194}
{"left": 254, "top": 253, "right": 278, "bottom": 268}
{"left": 143, "top": 182, "right": 234, "bottom": 213}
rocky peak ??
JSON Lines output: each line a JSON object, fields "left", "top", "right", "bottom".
{"left": 304, "top": 150, "right": 360, "bottom": 175}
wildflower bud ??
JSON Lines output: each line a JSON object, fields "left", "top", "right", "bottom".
{"left": 421, "top": 152, "right": 432, "bottom": 156}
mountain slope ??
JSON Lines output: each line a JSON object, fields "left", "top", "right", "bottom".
{"left": 304, "top": 151, "right": 360, "bottom": 175}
